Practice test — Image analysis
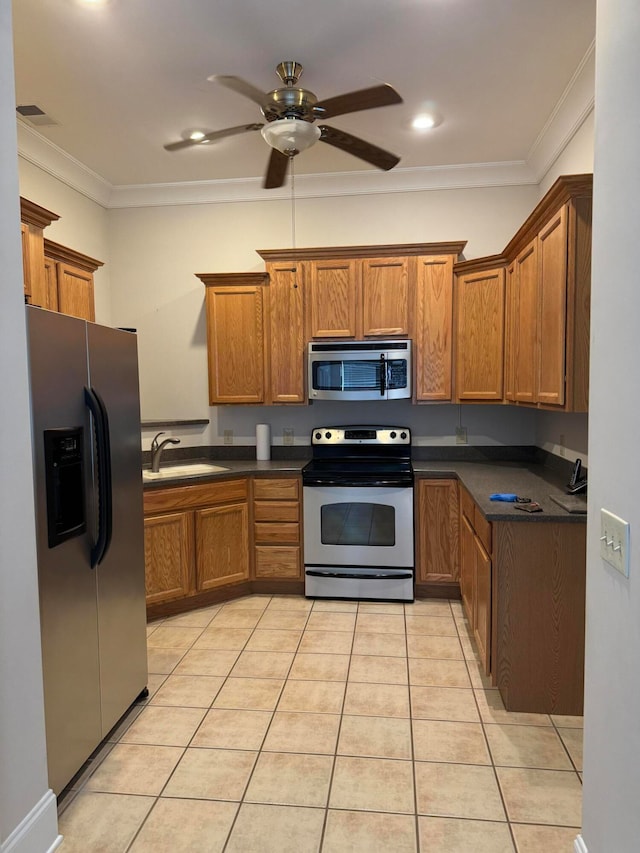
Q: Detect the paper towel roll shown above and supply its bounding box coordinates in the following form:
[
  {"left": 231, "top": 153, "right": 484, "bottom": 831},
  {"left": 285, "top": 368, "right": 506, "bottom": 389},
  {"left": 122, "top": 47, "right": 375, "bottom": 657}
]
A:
[{"left": 256, "top": 423, "right": 271, "bottom": 460}]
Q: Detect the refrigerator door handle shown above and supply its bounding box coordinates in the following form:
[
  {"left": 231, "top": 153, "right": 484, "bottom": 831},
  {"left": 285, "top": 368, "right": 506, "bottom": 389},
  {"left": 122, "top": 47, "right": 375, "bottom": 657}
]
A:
[{"left": 84, "top": 386, "right": 113, "bottom": 567}]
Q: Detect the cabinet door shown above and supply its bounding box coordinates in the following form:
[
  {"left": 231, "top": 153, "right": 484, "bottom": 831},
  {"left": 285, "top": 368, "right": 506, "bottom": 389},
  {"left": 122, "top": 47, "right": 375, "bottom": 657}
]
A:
[
  {"left": 504, "top": 263, "right": 516, "bottom": 402},
  {"left": 195, "top": 502, "right": 249, "bottom": 590},
  {"left": 144, "top": 511, "right": 193, "bottom": 605},
  {"left": 459, "top": 513, "right": 475, "bottom": 627},
  {"left": 416, "top": 479, "right": 459, "bottom": 582},
  {"left": 414, "top": 255, "right": 454, "bottom": 401},
  {"left": 512, "top": 239, "right": 538, "bottom": 403},
  {"left": 267, "top": 262, "right": 305, "bottom": 403},
  {"left": 537, "top": 205, "right": 568, "bottom": 406},
  {"left": 361, "top": 256, "right": 410, "bottom": 337},
  {"left": 55, "top": 262, "right": 95, "bottom": 321},
  {"left": 21, "top": 223, "right": 32, "bottom": 300},
  {"left": 473, "top": 535, "right": 491, "bottom": 675},
  {"left": 308, "top": 259, "right": 359, "bottom": 338},
  {"left": 455, "top": 268, "right": 505, "bottom": 401},
  {"left": 205, "top": 285, "right": 267, "bottom": 404}
]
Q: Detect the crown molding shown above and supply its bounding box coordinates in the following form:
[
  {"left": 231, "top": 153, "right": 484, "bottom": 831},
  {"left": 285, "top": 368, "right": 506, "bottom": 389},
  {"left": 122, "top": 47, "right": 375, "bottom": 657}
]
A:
[
  {"left": 16, "top": 44, "right": 594, "bottom": 210},
  {"left": 17, "top": 121, "right": 112, "bottom": 207},
  {"left": 527, "top": 42, "right": 595, "bottom": 181}
]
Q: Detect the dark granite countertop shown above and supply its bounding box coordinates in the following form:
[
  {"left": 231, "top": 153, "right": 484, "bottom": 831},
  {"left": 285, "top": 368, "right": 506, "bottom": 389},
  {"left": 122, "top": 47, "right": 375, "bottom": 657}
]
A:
[
  {"left": 142, "top": 456, "right": 586, "bottom": 523},
  {"left": 412, "top": 460, "right": 586, "bottom": 522}
]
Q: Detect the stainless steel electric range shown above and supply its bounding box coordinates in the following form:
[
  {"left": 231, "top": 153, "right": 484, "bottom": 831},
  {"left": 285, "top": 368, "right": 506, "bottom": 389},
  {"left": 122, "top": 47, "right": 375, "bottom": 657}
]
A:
[{"left": 302, "top": 425, "right": 414, "bottom": 602}]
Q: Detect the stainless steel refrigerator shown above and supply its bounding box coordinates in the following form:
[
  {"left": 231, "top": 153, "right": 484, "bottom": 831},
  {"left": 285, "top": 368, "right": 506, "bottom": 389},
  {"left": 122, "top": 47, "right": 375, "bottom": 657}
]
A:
[{"left": 27, "top": 305, "right": 148, "bottom": 795}]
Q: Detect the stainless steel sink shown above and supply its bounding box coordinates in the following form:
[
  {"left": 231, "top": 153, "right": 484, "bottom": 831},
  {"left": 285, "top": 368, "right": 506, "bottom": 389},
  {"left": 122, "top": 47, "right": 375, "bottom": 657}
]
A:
[{"left": 142, "top": 462, "right": 230, "bottom": 481}]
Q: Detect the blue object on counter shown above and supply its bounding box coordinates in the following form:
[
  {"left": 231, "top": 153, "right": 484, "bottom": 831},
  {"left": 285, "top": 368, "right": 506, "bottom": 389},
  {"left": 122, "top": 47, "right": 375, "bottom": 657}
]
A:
[{"left": 489, "top": 493, "right": 519, "bottom": 502}]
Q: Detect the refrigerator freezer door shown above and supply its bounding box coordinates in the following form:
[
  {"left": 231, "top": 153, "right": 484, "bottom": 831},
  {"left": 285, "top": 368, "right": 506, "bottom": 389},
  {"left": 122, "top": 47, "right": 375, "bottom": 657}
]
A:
[
  {"left": 27, "top": 307, "right": 102, "bottom": 795},
  {"left": 87, "top": 322, "right": 148, "bottom": 736}
]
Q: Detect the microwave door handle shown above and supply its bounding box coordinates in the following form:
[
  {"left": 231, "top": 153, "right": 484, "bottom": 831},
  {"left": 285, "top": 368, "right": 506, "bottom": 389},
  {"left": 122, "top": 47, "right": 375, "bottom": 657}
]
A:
[{"left": 380, "top": 353, "right": 386, "bottom": 396}]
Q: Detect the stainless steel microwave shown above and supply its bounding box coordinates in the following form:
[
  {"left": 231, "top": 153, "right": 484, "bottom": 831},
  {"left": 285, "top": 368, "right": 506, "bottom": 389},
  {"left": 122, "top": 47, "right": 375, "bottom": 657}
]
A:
[{"left": 308, "top": 340, "right": 412, "bottom": 401}]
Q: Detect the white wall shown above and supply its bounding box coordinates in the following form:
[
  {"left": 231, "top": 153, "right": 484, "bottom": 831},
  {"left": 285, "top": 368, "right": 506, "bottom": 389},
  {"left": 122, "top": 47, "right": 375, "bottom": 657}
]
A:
[
  {"left": 0, "top": 2, "right": 59, "bottom": 851},
  {"left": 18, "top": 158, "right": 112, "bottom": 324},
  {"left": 581, "top": 2, "right": 640, "bottom": 851},
  {"left": 539, "top": 109, "right": 595, "bottom": 197}
]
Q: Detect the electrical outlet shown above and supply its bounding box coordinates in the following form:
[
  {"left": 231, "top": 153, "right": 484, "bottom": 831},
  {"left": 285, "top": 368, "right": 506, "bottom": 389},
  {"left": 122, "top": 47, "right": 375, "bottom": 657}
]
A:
[
  {"left": 283, "top": 427, "right": 294, "bottom": 446},
  {"left": 455, "top": 426, "right": 468, "bottom": 445},
  {"left": 600, "top": 508, "right": 630, "bottom": 577},
  {"left": 223, "top": 429, "right": 233, "bottom": 445},
  {"left": 559, "top": 434, "right": 566, "bottom": 457}
]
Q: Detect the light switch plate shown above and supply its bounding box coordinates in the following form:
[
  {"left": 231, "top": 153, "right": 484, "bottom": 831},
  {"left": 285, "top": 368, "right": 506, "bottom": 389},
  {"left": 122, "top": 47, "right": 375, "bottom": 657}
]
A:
[
  {"left": 223, "top": 429, "right": 233, "bottom": 445},
  {"left": 283, "top": 428, "right": 294, "bottom": 446},
  {"left": 600, "top": 508, "right": 630, "bottom": 577}
]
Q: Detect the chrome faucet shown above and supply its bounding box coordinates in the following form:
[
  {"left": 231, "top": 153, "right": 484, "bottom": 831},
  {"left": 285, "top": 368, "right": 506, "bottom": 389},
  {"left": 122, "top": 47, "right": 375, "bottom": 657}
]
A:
[{"left": 150, "top": 432, "right": 181, "bottom": 472}]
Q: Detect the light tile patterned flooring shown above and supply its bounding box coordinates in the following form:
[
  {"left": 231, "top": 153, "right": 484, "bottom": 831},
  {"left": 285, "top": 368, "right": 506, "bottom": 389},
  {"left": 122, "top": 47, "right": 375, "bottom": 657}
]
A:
[{"left": 57, "top": 595, "right": 583, "bottom": 852}]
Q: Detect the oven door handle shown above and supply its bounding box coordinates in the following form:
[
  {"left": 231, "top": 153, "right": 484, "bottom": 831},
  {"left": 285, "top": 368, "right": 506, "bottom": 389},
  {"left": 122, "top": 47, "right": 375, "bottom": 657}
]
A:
[
  {"left": 305, "top": 569, "right": 414, "bottom": 580},
  {"left": 380, "top": 353, "right": 386, "bottom": 396},
  {"left": 302, "top": 478, "right": 413, "bottom": 487}
]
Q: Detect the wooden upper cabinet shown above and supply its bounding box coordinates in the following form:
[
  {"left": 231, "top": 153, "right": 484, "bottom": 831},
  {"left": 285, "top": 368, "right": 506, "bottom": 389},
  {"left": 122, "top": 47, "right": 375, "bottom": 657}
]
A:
[
  {"left": 537, "top": 205, "right": 568, "bottom": 407},
  {"left": 414, "top": 255, "right": 454, "bottom": 401},
  {"left": 361, "top": 256, "right": 410, "bottom": 337},
  {"left": 265, "top": 262, "right": 305, "bottom": 403},
  {"left": 504, "top": 174, "right": 592, "bottom": 412},
  {"left": 504, "top": 262, "right": 516, "bottom": 402},
  {"left": 512, "top": 240, "right": 538, "bottom": 403},
  {"left": 20, "top": 197, "right": 59, "bottom": 307},
  {"left": 198, "top": 273, "right": 269, "bottom": 405},
  {"left": 44, "top": 241, "right": 102, "bottom": 322},
  {"left": 454, "top": 264, "right": 505, "bottom": 402},
  {"left": 307, "top": 258, "right": 360, "bottom": 338}
]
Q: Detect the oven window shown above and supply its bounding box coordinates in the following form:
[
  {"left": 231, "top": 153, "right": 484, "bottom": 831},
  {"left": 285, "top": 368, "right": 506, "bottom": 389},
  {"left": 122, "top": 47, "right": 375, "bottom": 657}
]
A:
[{"left": 320, "top": 502, "right": 396, "bottom": 546}]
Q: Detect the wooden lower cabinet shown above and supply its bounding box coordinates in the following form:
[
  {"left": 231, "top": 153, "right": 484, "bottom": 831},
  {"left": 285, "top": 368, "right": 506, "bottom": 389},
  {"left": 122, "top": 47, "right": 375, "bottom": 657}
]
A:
[
  {"left": 415, "top": 478, "right": 459, "bottom": 590},
  {"left": 459, "top": 482, "right": 586, "bottom": 714},
  {"left": 143, "top": 478, "right": 250, "bottom": 610},
  {"left": 473, "top": 535, "right": 491, "bottom": 675},
  {"left": 144, "top": 511, "right": 193, "bottom": 605},
  {"left": 252, "top": 476, "right": 302, "bottom": 581},
  {"left": 459, "top": 486, "right": 492, "bottom": 676},
  {"left": 196, "top": 503, "right": 249, "bottom": 590}
]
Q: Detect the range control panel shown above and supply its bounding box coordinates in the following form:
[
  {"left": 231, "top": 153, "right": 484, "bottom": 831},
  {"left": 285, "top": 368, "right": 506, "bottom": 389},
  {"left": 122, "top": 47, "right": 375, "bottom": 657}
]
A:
[{"left": 311, "top": 426, "right": 411, "bottom": 446}]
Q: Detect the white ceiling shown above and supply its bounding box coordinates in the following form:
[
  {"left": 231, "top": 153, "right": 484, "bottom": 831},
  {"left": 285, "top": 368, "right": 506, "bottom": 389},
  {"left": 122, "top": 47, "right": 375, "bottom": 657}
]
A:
[{"left": 12, "top": 0, "right": 596, "bottom": 191}]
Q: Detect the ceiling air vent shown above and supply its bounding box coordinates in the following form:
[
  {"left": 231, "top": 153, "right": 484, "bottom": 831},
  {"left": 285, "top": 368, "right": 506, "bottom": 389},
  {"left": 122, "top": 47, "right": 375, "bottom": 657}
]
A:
[{"left": 16, "top": 104, "right": 59, "bottom": 127}]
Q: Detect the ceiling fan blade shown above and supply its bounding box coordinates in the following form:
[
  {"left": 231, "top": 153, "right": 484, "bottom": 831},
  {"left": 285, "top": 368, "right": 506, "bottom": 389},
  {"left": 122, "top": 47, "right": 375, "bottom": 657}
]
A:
[
  {"left": 318, "top": 125, "right": 400, "bottom": 171},
  {"left": 164, "top": 123, "right": 263, "bottom": 152},
  {"left": 314, "top": 84, "right": 402, "bottom": 120},
  {"left": 209, "top": 74, "right": 272, "bottom": 108},
  {"left": 264, "top": 148, "right": 290, "bottom": 189}
]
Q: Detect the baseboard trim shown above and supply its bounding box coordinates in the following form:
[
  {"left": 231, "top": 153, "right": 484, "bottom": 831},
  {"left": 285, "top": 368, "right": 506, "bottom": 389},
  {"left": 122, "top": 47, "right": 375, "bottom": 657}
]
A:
[
  {"left": 0, "top": 789, "right": 61, "bottom": 853},
  {"left": 574, "top": 834, "right": 588, "bottom": 853}
]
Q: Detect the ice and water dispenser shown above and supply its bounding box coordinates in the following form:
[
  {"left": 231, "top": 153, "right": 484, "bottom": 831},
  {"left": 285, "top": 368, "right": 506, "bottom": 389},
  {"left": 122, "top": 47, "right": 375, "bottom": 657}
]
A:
[{"left": 44, "top": 427, "right": 86, "bottom": 548}]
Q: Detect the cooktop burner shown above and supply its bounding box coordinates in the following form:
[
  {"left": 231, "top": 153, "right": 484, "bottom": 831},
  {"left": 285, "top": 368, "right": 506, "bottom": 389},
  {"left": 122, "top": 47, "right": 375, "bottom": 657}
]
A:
[{"left": 302, "top": 425, "right": 413, "bottom": 487}]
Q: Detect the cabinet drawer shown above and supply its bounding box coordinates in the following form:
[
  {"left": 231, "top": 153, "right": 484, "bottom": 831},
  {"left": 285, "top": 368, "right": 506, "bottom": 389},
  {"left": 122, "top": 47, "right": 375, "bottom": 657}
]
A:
[
  {"left": 459, "top": 485, "right": 475, "bottom": 522},
  {"left": 253, "top": 477, "right": 300, "bottom": 500},
  {"left": 254, "top": 500, "right": 299, "bottom": 523},
  {"left": 474, "top": 509, "right": 492, "bottom": 554},
  {"left": 254, "top": 521, "right": 300, "bottom": 544},
  {"left": 255, "top": 546, "right": 301, "bottom": 578},
  {"left": 144, "top": 478, "right": 248, "bottom": 513}
]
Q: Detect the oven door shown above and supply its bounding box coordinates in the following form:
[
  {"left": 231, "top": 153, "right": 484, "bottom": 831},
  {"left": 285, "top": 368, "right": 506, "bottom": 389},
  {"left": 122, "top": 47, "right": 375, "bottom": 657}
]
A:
[{"left": 303, "top": 484, "right": 414, "bottom": 569}]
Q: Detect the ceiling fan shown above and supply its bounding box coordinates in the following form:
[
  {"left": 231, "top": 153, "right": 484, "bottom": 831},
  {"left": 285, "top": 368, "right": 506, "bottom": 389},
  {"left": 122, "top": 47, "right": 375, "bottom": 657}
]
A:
[{"left": 164, "top": 61, "right": 403, "bottom": 189}]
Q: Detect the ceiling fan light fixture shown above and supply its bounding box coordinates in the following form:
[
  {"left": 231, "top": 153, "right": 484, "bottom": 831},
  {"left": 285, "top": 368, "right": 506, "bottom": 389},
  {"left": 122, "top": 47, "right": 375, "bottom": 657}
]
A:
[{"left": 261, "top": 118, "right": 321, "bottom": 156}]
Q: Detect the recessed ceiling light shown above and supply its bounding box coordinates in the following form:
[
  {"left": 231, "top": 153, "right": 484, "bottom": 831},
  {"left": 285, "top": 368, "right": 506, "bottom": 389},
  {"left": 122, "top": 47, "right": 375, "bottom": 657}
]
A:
[
  {"left": 412, "top": 113, "right": 437, "bottom": 130},
  {"left": 189, "top": 130, "right": 207, "bottom": 142}
]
